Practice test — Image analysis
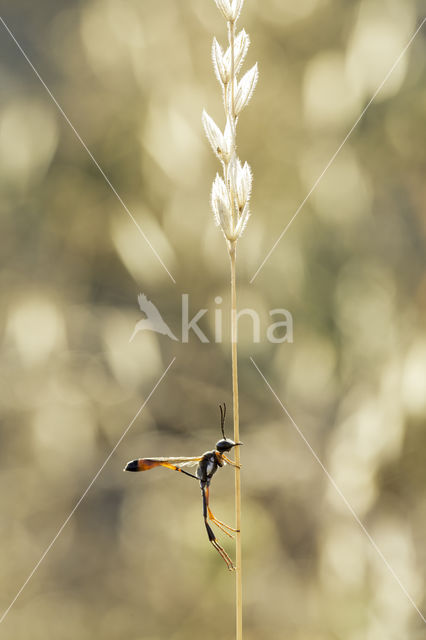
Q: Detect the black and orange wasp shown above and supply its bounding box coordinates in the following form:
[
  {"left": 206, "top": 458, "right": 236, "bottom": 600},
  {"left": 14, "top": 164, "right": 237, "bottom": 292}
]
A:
[{"left": 124, "top": 403, "right": 242, "bottom": 570}]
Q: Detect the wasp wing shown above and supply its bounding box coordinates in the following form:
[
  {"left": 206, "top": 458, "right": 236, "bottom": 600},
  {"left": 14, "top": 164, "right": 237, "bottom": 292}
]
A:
[
  {"left": 143, "top": 456, "right": 202, "bottom": 466},
  {"left": 124, "top": 456, "right": 203, "bottom": 472}
]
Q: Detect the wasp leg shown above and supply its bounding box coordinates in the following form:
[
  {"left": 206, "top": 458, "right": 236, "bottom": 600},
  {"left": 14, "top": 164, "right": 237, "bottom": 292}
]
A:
[
  {"left": 204, "top": 486, "right": 238, "bottom": 538},
  {"left": 208, "top": 508, "right": 239, "bottom": 538},
  {"left": 202, "top": 486, "right": 235, "bottom": 571},
  {"left": 221, "top": 454, "right": 241, "bottom": 469}
]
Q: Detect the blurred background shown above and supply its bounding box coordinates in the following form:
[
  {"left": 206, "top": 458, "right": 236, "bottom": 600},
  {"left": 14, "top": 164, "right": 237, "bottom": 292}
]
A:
[{"left": 1, "top": 0, "right": 425, "bottom": 638}]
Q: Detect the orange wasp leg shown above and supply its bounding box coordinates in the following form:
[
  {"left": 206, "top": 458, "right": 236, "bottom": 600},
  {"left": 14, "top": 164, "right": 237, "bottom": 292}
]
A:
[
  {"left": 221, "top": 454, "right": 241, "bottom": 469},
  {"left": 205, "top": 485, "right": 239, "bottom": 537},
  {"left": 207, "top": 506, "right": 239, "bottom": 538},
  {"left": 202, "top": 486, "right": 236, "bottom": 571}
]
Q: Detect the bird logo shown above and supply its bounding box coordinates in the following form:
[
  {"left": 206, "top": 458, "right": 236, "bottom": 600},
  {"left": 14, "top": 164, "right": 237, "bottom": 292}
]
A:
[{"left": 129, "top": 293, "right": 178, "bottom": 342}]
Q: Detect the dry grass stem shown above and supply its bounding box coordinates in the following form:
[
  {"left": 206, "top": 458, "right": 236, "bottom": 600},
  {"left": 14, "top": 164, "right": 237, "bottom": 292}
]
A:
[{"left": 203, "top": 1, "right": 258, "bottom": 638}]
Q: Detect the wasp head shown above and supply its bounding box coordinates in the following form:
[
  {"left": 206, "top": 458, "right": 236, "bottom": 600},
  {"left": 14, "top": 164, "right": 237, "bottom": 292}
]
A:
[
  {"left": 215, "top": 438, "right": 242, "bottom": 453},
  {"left": 216, "top": 403, "right": 243, "bottom": 452}
]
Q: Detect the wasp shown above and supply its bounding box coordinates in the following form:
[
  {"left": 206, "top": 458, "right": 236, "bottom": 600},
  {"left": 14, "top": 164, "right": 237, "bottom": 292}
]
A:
[{"left": 124, "top": 404, "right": 242, "bottom": 570}]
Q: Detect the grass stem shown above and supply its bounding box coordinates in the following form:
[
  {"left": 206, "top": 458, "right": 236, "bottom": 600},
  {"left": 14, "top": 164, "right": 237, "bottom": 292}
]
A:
[
  {"left": 230, "top": 242, "right": 242, "bottom": 640},
  {"left": 203, "top": 2, "right": 258, "bottom": 634}
]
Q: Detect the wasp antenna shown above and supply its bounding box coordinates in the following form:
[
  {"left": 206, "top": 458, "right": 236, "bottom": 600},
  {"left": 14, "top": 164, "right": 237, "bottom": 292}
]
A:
[{"left": 220, "top": 402, "right": 226, "bottom": 439}]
